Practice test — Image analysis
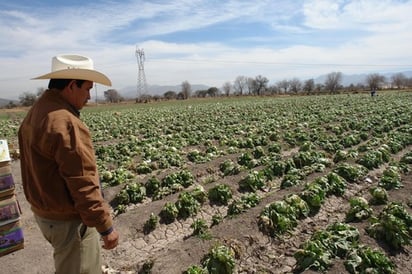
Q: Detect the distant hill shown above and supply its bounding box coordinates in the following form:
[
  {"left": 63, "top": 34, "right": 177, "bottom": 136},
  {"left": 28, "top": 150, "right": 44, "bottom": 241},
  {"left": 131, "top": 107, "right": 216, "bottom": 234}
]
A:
[
  {"left": 0, "top": 98, "right": 17, "bottom": 108},
  {"left": 315, "top": 71, "right": 412, "bottom": 86}
]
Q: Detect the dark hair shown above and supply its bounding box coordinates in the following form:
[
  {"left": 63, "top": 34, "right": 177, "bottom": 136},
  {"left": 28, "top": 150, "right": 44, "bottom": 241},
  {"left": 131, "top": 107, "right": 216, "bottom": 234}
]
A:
[{"left": 48, "top": 79, "right": 85, "bottom": 90}]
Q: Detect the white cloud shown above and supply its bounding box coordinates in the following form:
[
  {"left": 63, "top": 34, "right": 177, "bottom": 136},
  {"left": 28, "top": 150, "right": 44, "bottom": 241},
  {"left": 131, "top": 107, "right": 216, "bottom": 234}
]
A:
[{"left": 0, "top": 0, "right": 411, "bottom": 99}]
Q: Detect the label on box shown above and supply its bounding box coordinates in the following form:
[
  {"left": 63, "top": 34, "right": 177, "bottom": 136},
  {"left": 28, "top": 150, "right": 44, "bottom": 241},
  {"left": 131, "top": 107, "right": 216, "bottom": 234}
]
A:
[
  {"left": 0, "top": 196, "right": 20, "bottom": 225},
  {"left": 0, "top": 221, "right": 24, "bottom": 257},
  {"left": 0, "top": 140, "right": 11, "bottom": 163},
  {"left": 0, "top": 174, "right": 14, "bottom": 194}
]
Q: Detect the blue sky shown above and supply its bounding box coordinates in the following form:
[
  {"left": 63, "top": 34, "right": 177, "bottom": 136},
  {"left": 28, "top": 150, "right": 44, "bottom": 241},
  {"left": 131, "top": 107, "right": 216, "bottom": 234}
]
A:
[{"left": 1, "top": 0, "right": 412, "bottom": 99}]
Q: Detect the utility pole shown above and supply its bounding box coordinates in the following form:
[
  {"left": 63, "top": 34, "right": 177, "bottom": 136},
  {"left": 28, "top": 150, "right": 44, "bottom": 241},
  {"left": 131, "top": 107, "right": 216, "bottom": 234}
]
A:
[{"left": 135, "top": 46, "right": 148, "bottom": 101}]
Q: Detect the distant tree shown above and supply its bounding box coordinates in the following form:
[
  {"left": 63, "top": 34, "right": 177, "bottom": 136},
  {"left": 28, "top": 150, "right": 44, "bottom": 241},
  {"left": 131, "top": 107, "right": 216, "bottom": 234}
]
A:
[
  {"left": 303, "top": 79, "right": 315, "bottom": 94},
  {"left": 267, "top": 84, "right": 279, "bottom": 94},
  {"left": 315, "top": 83, "right": 323, "bottom": 93},
  {"left": 19, "top": 92, "right": 38, "bottom": 106},
  {"left": 104, "top": 89, "right": 123, "bottom": 103},
  {"left": 5, "top": 101, "right": 17, "bottom": 109},
  {"left": 233, "top": 76, "right": 248, "bottom": 95},
  {"left": 247, "top": 77, "right": 255, "bottom": 95},
  {"left": 406, "top": 77, "right": 412, "bottom": 88},
  {"left": 222, "top": 82, "right": 231, "bottom": 96},
  {"left": 391, "top": 73, "right": 407, "bottom": 89},
  {"left": 181, "top": 81, "right": 191, "bottom": 99},
  {"left": 152, "top": 95, "right": 161, "bottom": 101},
  {"left": 207, "top": 87, "right": 219, "bottom": 97},
  {"left": 163, "top": 90, "right": 177, "bottom": 100},
  {"left": 324, "top": 71, "right": 342, "bottom": 93},
  {"left": 253, "top": 75, "right": 269, "bottom": 95},
  {"left": 347, "top": 83, "right": 356, "bottom": 92},
  {"left": 366, "top": 73, "right": 385, "bottom": 91},
  {"left": 139, "top": 94, "right": 152, "bottom": 103},
  {"left": 177, "top": 92, "right": 185, "bottom": 100},
  {"left": 289, "top": 78, "right": 302, "bottom": 94},
  {"left": 194, "top": 90, "right": 208, "bottom": 98},
  {"left": 356, "top": 83, "right": 366, "bottom": 91},
  {"left": 276, "top": 79, "right": 289, "bottom": 94}
]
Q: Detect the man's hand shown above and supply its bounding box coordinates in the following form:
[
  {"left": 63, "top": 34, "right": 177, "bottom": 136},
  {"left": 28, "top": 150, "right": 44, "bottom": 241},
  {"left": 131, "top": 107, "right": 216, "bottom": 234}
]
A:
[{"left": 102, "top": 229, "right": 119, "bottom": 250}]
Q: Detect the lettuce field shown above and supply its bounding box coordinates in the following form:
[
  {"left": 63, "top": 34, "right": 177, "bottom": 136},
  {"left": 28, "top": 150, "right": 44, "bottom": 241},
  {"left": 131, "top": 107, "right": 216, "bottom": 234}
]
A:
[{"left": 1, "top": 91, "right": 411, "bottom": 273}]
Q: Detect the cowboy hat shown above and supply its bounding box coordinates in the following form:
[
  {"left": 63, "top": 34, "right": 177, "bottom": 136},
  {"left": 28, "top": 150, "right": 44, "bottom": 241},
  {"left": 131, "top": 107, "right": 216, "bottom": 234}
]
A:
[{"left": 32, "top": 54, "right": 112, "bottom": 86}]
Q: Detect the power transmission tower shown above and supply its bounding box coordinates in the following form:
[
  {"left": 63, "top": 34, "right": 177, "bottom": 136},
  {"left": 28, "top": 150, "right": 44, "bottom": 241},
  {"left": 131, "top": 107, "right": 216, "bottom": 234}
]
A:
[{"left": 135, "top": 46, "right": 148, "bottom": 100}]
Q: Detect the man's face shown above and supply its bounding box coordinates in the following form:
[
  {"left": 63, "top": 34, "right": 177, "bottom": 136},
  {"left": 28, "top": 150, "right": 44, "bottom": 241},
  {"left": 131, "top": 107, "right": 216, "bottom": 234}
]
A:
[{"left": 67, "top": 80, "right": 93, "bottom": 110}]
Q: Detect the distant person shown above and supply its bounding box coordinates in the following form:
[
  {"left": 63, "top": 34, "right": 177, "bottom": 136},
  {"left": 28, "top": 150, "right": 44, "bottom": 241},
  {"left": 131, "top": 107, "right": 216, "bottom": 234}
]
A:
[
  {"left": 371, "top": 88, "right": 377, "bottom": 96},
  {"left": 18, "top": 54, "right": 119, "bottom": 274}
]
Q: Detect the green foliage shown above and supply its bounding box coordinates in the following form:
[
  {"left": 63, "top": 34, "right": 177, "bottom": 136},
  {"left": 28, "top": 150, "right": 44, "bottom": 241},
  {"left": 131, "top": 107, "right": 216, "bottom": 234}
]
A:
[
  {"left": 176, "top": 192, "right": 202, "bottom": 219},
  {"left": 184, "top": 265, "right": 207, "bottom": 274},
  {"left": 208, "top": 184, "right": 233, "bottom": 205},
  {"left": 258, "top": 194, "right": 309, "bottom": 236},
  {"left": 124, "top": 182, "right": 146, "bottom": 204},
  {"left": 239, "top": 170, "right": 266, "bottom": 192},
  {"left": 369, "top": 187, "right": 388, "bottom": 205},
  {"left": 101, "top": 168, "right": 134, "bottom": 186},
  {"left": 357, "top": 147, "right": 390, "bottom": 170},
  {"left": 163, "top": 170, "right": 195, "bottom": 188},
  {"left": 191, "top": 218, "right": 210, "bottom": 239},
  {"left": 219, "top": 159, "right": 241, "bottom": 176},
  {"left": 280, "top": 169, "right": 304, "bottom": 188},
  {"left": 367, "top": 202, "right": 412, "bottom": 250},
  {"left": 227, "top": 193, "right": 261, "bottom": 216},
  {"left": 112, "top": 182, "right": 146, "bottom": 214},
  {"left": 400, "top": 151, "right": 412, "bottom": 164},
  {"left": 294, "top": 222, "right": 360, "bottom": 272},
  {"left": 145, "top": 176, "right": 161, "bottom": 197},
  {"left": 201, "top": 245, "right": 236, "bottom": 274},
  {"left": 378, "top": 165, "right": 403, "bottom": 190},
  {"left": 211, "top": 213, "right": 223, "bottom": 227},
  {"left": 160, "top": 202, "right": 179, "bottom": 224},
  {"left": 325, "top": 172, "right": 347, "bottom": 196},
  {"left": 143, "top": 213, "right": 159, "bottom": 234},
  {"left": 191, "top": 185, "right": 207, "bottom": 204},
  {"left": 265, "top": 160, "right": 286, "bottom": 177},
  {"left": 300, "top": 183, "right": 326, "bottom": 212},
  {"left": 237, "top": 152, "right": 257, "bottom": 168},
  {"left": 333, "top": 163, "right": 368, "bottom": 182},
  {"left": 135, "top": 162, "right": 152, "bottom": 174},
  {"left": 345, "top": 245, "right": 396, "bottom": 274},
  {"left": 292, "top": 150, "right": 327, "bottom": 168},
  {"left": 187, "top": 149, "right": 211, "bottom": 163},
  {"left": 345, "top": 197, "right": 373, "bottom": 222}
]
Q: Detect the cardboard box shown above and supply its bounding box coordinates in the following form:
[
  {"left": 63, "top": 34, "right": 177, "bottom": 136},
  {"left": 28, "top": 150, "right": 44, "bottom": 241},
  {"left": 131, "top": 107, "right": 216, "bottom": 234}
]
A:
[
  {"left": 0, "top": 195, "right": 20, "bottom": 225},
  {"left": 0, "top": 220, "right": 24, "bottom": 257},
  {"left": 0, "top": 166, "right": 14, "bottom": 199}
]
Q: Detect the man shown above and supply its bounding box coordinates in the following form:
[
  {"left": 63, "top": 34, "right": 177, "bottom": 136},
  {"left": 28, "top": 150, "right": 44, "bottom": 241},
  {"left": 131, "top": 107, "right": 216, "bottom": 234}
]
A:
[{"left": 18, "top": 54, "right": 119, "bottom": 274}]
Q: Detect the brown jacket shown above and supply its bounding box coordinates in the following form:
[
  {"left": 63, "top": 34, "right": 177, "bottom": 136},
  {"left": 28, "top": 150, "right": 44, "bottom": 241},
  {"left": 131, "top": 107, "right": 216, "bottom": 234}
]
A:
[{"left": 18, "top": 89, "right": 112, "bottom": 233}]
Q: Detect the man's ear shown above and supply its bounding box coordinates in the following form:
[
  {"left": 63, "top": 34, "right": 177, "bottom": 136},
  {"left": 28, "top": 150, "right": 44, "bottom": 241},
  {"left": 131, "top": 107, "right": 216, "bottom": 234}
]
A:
[{"left": 68, "top": 80, "right": 77, "bottom": 92}]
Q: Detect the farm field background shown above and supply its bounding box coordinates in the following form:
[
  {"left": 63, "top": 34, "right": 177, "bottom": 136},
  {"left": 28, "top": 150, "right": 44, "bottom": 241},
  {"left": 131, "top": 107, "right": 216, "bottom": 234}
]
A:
[{"left": 1, "top": 91, "right": 411, "bottom": 273}]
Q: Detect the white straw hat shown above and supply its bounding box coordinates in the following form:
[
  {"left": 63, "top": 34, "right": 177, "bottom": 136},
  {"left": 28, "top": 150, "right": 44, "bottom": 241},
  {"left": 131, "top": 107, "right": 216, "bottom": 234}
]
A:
[{"left": 32, "top": 54, "right": 112, "bottom": 86}]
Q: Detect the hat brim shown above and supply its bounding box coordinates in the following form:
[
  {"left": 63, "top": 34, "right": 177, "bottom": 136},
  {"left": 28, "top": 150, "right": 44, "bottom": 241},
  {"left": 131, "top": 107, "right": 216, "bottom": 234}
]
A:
[{"left": 32, "top": 69, "right": 112, "bottom": 86}]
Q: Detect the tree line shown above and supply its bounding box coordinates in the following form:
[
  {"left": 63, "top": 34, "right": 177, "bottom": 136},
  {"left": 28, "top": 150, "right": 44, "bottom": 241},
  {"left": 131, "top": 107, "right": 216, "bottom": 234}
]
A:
[{"left": 9, "top": 71, "right": 412, "bottom": 107}]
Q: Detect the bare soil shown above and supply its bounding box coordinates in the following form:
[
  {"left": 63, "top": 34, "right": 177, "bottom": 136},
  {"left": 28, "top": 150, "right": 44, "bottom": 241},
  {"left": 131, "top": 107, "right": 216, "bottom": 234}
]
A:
[{"left": 1, "top": 150, "right": 411, "bottom": 274}]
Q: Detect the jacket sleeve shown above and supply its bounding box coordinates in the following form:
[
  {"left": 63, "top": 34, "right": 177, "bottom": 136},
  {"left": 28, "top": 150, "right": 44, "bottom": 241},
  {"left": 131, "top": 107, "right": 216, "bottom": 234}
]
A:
[{"left": 51, "top": 113, "right": 113, "bottom": 233}]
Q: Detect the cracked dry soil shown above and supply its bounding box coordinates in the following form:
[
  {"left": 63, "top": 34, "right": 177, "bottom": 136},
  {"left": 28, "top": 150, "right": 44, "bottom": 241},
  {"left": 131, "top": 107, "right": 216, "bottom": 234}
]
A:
[{"left": 1, "top": 151, "right": 411, "bottom": 274}]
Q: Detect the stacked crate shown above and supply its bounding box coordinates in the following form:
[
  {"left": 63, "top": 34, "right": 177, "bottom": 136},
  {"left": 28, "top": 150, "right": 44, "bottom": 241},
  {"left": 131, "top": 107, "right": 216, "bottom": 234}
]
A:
[{"left": 0, "top": 139, "right": 24, "bottom": 257}]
